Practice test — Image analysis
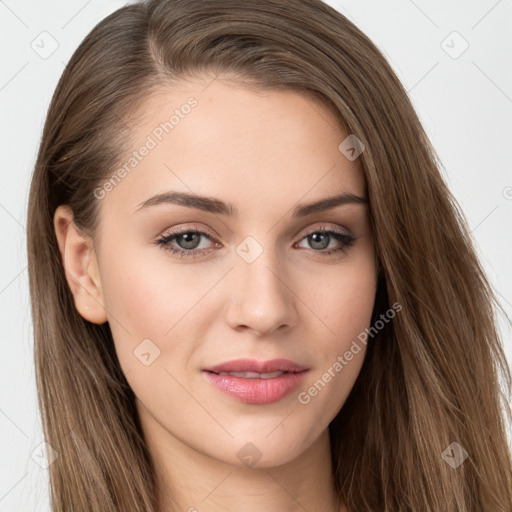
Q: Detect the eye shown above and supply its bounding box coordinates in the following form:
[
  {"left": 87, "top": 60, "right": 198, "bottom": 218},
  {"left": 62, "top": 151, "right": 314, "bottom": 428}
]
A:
[
  {"left": 295, "top": 226, "right": 356, "bottom": 257},
  {"left": 155, "top": 227, "right": 220, "bottom": 259},
  {"left": 155, "top": 225, "right": 356, "bottom": 260}
]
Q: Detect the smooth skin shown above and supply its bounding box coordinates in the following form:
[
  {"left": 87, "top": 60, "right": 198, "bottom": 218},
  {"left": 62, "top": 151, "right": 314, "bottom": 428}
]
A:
[{"left": 54, "top": 75, "right": 377, "bottom": 512}]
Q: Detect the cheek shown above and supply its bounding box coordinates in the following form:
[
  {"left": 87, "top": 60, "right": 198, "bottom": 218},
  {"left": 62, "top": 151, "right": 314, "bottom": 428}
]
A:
[
  {"left": 322, "top": 274, "right": 375, "bottom": 335},
  {"left": 100, "top": 262, "right": 207, "bottom": 417},
  {"left": 298, "top": 256, "right": 376, "bottom": 414},
  {"left": 312, "top": 253, "right": 377, "bottom": 348},
  {"left": 98, "top": 248, "right": 198, "bottom": 368}
]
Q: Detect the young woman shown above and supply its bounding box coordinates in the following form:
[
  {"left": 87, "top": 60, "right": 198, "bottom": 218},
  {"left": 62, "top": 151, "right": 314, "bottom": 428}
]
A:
[{"left": 27, "top": 0, "right": 512, "bottom": 510}]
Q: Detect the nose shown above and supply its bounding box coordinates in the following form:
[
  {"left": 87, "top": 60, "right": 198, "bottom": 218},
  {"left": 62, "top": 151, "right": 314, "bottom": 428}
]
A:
[{"left": 225, "top": 249, "right": 298, "bottom": 337}]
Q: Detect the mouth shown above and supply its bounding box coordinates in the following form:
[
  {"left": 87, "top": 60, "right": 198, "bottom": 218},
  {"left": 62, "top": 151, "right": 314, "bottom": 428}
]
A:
[
  {"left": 202, "top": 357, "right": 308, "bottom": 374},
  {"left": 201, "top": 359, "right": 309, "bottom": 404},
  {"left": 207, "top": 370, "right": 293, "bottom": 379}
]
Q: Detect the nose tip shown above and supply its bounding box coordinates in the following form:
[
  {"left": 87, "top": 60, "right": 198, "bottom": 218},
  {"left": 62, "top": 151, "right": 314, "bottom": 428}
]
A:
[{"left": 225, "top": 258, "right": 297, "bottom": 336}]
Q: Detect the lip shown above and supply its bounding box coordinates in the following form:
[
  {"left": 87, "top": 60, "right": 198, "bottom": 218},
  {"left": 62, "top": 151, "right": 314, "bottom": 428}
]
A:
[
  {"left": 203, "top": 358, "right": 308, "bottom": 374},
  {"left": 202, "top": 358, "right": 309, "bottom": 405}
]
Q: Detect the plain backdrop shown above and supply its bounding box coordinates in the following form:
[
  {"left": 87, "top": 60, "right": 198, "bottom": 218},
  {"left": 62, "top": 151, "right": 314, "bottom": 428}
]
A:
[{"left": 1, "top": 1, "right": 511, "bottom": 510}]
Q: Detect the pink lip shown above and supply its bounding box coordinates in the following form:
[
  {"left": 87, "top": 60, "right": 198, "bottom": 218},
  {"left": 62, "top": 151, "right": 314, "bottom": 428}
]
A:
[
  {"left": 202, "top": 358, "right": 309, "bottom": 405},
  {"left": 203, "top": 358, "right": 308, "bottom": 374}
]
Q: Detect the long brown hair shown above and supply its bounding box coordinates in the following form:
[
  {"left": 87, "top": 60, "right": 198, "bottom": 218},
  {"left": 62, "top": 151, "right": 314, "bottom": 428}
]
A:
[{"left": 27, "top": 0, "right": 512, "bottom": 510}]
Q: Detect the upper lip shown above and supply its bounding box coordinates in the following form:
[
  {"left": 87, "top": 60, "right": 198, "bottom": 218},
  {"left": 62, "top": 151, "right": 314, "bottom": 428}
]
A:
[{"left": 203, "top": 358, "right": 308, "bottom": 374}]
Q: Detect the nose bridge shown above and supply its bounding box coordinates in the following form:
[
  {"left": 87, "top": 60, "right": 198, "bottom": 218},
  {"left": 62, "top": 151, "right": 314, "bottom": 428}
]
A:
[{"left": 226, "top": 234, "right": 297, "bottom": 335}]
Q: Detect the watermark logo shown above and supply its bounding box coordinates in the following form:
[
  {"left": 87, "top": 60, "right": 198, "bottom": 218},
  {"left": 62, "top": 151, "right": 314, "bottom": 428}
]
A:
[
  {"left": 441, "top": 31, "right": 469, "bottom": 59},
  {"left": 31, "top": 441, "right": 58, "bottom": 469},
  {"left": 441, "top": 442, "right": 469, "bottom": 468},
  {"left": 237, "top": 442, "right": 262, "bottom": 467},
  {"left": 31, "top": 31, "right": 59, "bottom": 59},
  {"left": 236, "top": 236, "right": 264, "bottom": 264},
  {"left": 338, "top": 134, "right": 365, "bottom": 161},
  {"left": 134, "top": 338, "right": 161, "bottom": 366}
]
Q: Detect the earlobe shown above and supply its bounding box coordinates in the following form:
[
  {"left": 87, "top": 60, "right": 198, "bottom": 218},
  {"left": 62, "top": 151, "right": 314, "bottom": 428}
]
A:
[{"left": 53, "top": 205, "right": 108, "bottom": 325}]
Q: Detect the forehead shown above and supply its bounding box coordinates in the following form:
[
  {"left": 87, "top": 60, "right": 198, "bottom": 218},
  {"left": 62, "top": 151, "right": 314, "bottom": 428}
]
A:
[{"left": 99, "top": 77, "right": 366, "bottom": 224}]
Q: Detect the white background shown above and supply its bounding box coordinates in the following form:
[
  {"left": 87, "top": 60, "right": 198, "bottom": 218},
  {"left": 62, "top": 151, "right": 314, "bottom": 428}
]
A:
[{"left": 0, "top": 1, "right": 511, "bottom": 510}]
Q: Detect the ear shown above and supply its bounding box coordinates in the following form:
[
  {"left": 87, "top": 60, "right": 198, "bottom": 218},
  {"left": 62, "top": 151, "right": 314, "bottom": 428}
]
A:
[{"left": 53, "top": 205, "right": 108, "bottom": 325}]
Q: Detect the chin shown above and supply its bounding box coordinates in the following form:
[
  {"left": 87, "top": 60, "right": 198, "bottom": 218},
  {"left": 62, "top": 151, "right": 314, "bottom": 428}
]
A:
[{"left": 207, "top": 430, "right": 312, "bottom": 469}]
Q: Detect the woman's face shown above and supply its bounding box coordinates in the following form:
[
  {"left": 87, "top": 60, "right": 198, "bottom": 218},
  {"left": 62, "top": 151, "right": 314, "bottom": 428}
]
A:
[{"left": 71, "top": 77, "right": 376, "bottom": 467}]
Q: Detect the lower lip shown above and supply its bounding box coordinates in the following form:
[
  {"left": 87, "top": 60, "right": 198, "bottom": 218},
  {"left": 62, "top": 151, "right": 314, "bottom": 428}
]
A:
[{"left": 203, "top": 370, "right": 308, "bottom": 404}]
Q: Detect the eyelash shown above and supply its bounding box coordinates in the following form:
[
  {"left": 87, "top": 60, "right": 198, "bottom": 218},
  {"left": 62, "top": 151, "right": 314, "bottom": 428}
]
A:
[{"left": 155, "top": 225, "right": 356, "bottom": 260}]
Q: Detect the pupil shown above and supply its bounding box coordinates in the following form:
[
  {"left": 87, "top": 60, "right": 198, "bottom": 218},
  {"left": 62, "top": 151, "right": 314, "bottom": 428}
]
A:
[
  {"left": 179, "top": 233, "right": 200, "bottom": 249},
  {"left": 310, "top": 233, "right": 329, "bottom": 250}
]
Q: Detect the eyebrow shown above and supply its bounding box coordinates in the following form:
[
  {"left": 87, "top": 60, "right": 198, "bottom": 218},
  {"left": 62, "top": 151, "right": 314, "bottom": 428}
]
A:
[{"left": 134, "top": 190, "right": 368, "bottom": 218}]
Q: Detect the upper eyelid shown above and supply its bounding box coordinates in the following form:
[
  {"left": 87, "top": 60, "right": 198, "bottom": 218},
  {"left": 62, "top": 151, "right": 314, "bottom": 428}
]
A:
[
  {"left": 160, "top": 225, "right": 216, "bottom": 240},
  {"left": 300, "top": 224, "right": 350, "bottom": 236}
]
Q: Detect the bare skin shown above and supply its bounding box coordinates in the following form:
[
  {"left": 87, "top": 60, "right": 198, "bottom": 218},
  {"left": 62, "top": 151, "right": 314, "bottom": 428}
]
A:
[{"left": 54, "top": 75, "right": 376, "bottom": 512}]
